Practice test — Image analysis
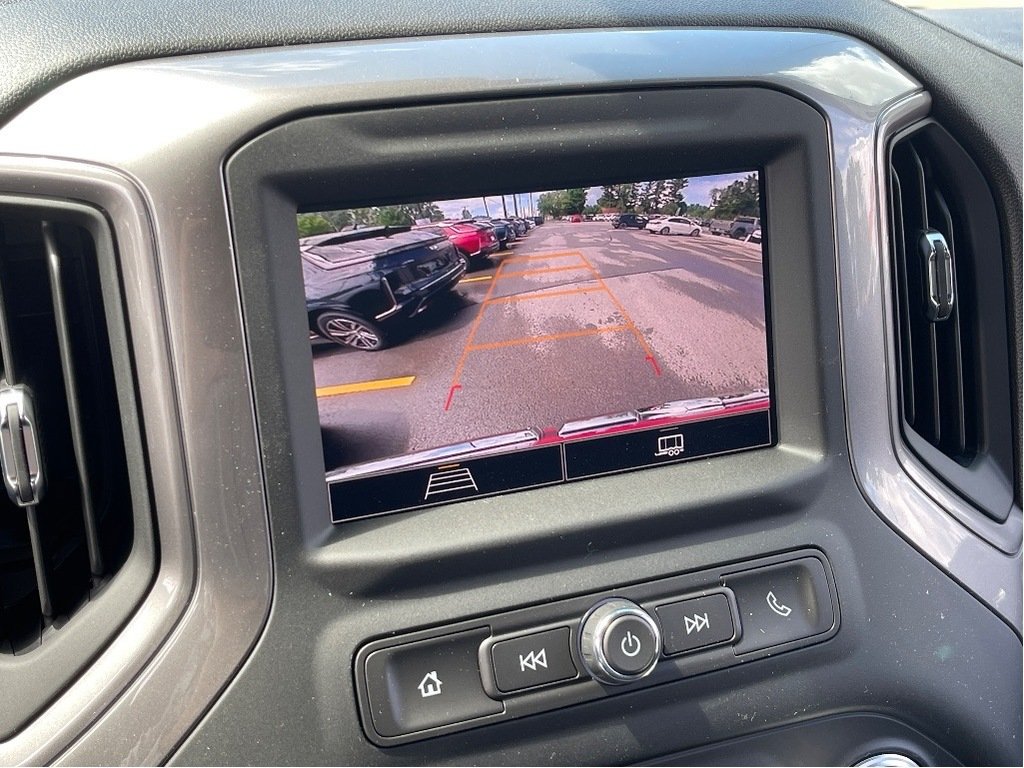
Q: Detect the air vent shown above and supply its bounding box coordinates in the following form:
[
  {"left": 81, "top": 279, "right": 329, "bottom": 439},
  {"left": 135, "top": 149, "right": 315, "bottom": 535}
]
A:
[
  {"left": 0, "top": 199, "right": 155, "bottom": 740},
  {"left": 888, "top": 122, "right": 1015, "bottom": 522},
  {"left": 0, "top": 210, "right": 136, "bottom": 653}
]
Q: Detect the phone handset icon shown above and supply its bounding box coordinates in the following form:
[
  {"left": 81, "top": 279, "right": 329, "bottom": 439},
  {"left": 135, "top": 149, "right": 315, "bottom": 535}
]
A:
[{"left": 766, "top": 590, "right": 792, "bottom": 618}]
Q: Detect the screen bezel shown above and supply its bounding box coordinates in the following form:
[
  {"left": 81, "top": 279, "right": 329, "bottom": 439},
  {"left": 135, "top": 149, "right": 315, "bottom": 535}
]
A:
[{"left": 225, "top": 87, "right": 831, "bottom": 549}]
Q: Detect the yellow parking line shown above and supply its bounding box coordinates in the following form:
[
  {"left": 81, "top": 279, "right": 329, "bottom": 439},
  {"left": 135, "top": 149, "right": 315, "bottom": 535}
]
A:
[
  {"left": 315, "top": 375, "right": 416, "bottom": 398},
  {"left": 460, "top": 275, "right": 493, "bottom": 284}
]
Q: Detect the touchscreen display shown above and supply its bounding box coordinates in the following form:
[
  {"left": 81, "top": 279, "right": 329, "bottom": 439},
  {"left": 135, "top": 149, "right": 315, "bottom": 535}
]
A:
[{"left": 301, "top": 173, "right": 772, "bottom": 522}]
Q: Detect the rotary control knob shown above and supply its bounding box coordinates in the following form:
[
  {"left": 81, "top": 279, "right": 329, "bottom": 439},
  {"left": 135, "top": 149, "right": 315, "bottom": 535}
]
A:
[{"left": 579, "top": 598, "right": 661, "bottom": 685}]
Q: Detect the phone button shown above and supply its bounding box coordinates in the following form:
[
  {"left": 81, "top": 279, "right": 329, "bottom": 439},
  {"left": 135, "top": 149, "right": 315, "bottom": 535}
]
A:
[{"left": 722, "top": 557, "right": 834, "bottom": 654}]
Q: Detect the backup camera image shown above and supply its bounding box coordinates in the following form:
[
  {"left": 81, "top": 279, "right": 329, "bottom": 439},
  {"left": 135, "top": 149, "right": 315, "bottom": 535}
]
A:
[{"left": 300, "top": 173, "right": 772, "bottom": 521}]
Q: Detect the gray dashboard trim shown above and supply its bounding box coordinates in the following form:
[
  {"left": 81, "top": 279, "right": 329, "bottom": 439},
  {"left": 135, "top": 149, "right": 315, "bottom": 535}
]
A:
[
  {"left": 0, "top": 160, "right": 201, "bottom": 764},
  {"left": 845, "top": 91, "right": 1023, "bottom": 628},
  {"left": 0, "top": 26, "right": 1014, "bottom": 764}
]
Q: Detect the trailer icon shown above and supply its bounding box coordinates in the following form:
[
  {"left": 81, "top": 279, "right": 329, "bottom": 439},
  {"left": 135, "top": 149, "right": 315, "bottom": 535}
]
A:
[{"left": 654, "top": 433, "right": 684, "bottom": 457}]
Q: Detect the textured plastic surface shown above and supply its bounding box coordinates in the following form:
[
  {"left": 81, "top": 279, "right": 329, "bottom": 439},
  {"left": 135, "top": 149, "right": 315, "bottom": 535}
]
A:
[{"left": 641, "top": 712, "right": 960, "bottom": 766}]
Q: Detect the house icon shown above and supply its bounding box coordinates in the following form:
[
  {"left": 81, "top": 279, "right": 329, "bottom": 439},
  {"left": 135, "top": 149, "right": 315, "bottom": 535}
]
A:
[{"left": 417, "top": 671, "right": 443, "bottom": 698}]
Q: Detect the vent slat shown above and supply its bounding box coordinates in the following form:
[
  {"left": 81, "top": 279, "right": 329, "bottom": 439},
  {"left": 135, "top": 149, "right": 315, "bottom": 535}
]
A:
[
  {"left": 42, "top": 223, "right": 104, "bottom": 580},
  {"left": 890, "top": 169, "right": 916, "bottom": 425},
  {"left": 927, "top": 323, "right": 941, "bottom": 445},
  {"left": 895, "top": 141, "right": 939, "bottom": 444},
  {"left": 24, "top": 505, "right": 53, "bottom": 620},
  {"left": 929, "top": 189, "right": 967, "bottom": 456}
]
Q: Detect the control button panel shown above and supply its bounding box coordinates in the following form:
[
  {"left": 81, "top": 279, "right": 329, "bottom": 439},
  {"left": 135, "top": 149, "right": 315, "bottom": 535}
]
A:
[
  {"left": 656, "top": 592, "right": 736, "bottom": 655},
  {"left": 362, "top": 629, "right": 503, "bottom": 737},
  {"left": 723, "top": 557, "right": 834, "bottom": 653},
  {"left": 354, "top": 549, "right": 838, "bottom": 745},
  {"left": 490, "top": 627, "right": 577, "bottom": 692}
]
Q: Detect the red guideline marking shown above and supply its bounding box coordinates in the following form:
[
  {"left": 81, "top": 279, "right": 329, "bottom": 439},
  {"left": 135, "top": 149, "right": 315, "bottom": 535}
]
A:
[
  {"left": 645, "top": 355, "right": 662, "bottom": 376},
  {"left": 444, "top": 384, "right": 462, "bottom": 411}
]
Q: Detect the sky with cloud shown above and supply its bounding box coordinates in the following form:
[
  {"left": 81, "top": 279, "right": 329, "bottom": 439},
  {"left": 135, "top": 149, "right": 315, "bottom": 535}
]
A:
[{"left": 430, "top": 171, "right": 755, "bottom": 220}]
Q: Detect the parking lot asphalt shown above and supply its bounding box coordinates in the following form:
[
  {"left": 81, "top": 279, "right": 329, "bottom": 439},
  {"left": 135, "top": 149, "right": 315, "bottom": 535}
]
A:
[{"left": 312, "top": 222, "right": 769, "bottom": 471}]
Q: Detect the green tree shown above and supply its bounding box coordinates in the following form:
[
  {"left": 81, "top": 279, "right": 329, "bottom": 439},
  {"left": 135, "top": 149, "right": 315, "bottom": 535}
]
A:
[
  {"left": 655, "top": 178, "right": 689, "bottom": 215},
  {"left": 538, "top": 190, "right": 569, "bottom": 218},
  {"left": 538, "top": 188, "right": 588, "bottom": 217},
  {"left": 407, "top": 202, "right": 445, "bottom": 222},
  {"left": 346, "top": 208, "right": 376, "bottom": 227},
  {"left": 319, "top": 210, "right": 352, "bottom": 230},
  {"left": 597, "top": 183, "right": 636, "bottom": 212},
  {"left": 710, "top": 174, "right": 760, "bottom": 218},
  {"left": 373, "top": 206, "right": 413, "bottom": 226},
  {"left": 683, "top": 203, "right": 712, "bottom": 220},
  {"left": 564, "top": 188, "right": 587, "bottom": 215},
  {"left": 296, "top": 213, "right": 335, "bottom": 237},
  {"left": 312, "top": 208, "right": 374, "bottom": 229},
  {"left": 369, "top": 202, "right": 445, "bottom": 227},
  {"left": 632, "top": 180, "right": 662, "bottom": 214}
]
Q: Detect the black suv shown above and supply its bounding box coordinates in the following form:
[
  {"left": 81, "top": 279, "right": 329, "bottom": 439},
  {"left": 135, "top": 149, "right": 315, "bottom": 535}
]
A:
[
  {"left": 302, "top": 226, "right": 466, "bottom": 350},
  {"left": 612, "top": 212, "right": 649, "bottom": 229}
]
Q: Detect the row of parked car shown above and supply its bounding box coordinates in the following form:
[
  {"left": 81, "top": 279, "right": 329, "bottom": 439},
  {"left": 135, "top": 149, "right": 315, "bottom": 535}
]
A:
[
  {"left": 611, "top": 212, "right": 701, "bottom": 236},
  {"left": 611, "top": 212, "right": 761, "bottom": 242},
  {"left": 301, "top": 215, "right": 540, "bottom": 350}
]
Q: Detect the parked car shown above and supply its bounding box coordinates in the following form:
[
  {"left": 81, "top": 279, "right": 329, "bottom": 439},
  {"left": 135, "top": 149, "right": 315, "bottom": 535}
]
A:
[
  {"left": 645, "top": 216, "right": 702, "bottom": 236},
  {"left": 532, "top": 216, "right": 544, "bottom": 225},
  {"left": 568, "top": 213, "right": 583, "bottom": 223},
  {"left": 433, "top": 219, "right": 500, "bottom": 265},
  {"left": 612, "top": 212, "right": 649, "bottom": 229},
  {"left": 476, "top": 217, "right": 515, "bottom": 248},
  {"left": 508, "top": 217, "right": 529, "bottom": 236},
  {"left": 302, "top": 226, "right": 465, "bottom": 350},
  {"left": 730, "top": 216, "right": 760, "bottom": 238},
  {"left": 750, "top": 227, "right": 762, "bottom": 243}
]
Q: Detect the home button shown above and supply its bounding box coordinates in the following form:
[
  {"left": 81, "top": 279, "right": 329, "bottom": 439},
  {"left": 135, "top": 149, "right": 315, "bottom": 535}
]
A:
[{"left": 363, "top": 628, "right": 503, "bottom": 737}]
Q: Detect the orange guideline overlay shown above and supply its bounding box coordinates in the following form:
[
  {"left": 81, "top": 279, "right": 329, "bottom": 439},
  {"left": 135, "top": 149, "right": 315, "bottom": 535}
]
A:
[{"left": 444, "top": 250, "right": 660, "bottom": 410}]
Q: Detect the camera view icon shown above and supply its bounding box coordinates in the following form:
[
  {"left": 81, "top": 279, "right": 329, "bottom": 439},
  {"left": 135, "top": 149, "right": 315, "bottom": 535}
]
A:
[{"left": 424, "top": 466, "right": 478, "bottom": 499}]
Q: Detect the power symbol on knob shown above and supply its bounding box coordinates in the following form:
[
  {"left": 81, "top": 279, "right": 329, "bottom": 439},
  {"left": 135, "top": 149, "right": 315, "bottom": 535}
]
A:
[
  {"left": 620, "top": 631, "right": 642, "bottom": 658},
  {"left": 579, "top": 598, "right": 661, "bottom": 685}
]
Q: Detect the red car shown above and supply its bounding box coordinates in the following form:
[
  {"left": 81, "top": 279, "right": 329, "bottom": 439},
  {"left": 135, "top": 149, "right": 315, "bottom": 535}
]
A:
[{"left": 433, "top": 220, "right": 499, "bottom": 266}]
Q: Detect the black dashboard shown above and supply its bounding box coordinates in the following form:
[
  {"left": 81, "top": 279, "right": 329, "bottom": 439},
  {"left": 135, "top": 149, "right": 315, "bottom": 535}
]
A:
[{"left": 0, "top": 2, "right": 1020, "bottom": 765}]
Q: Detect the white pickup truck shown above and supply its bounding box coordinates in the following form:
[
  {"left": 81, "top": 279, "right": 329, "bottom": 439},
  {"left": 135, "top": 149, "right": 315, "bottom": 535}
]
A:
[
  {"left": 708, "top": 218, "right": 733, "bottom": 236},
  {"left": 729, "top": 216, "right": 760, "bottom": 239}
]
